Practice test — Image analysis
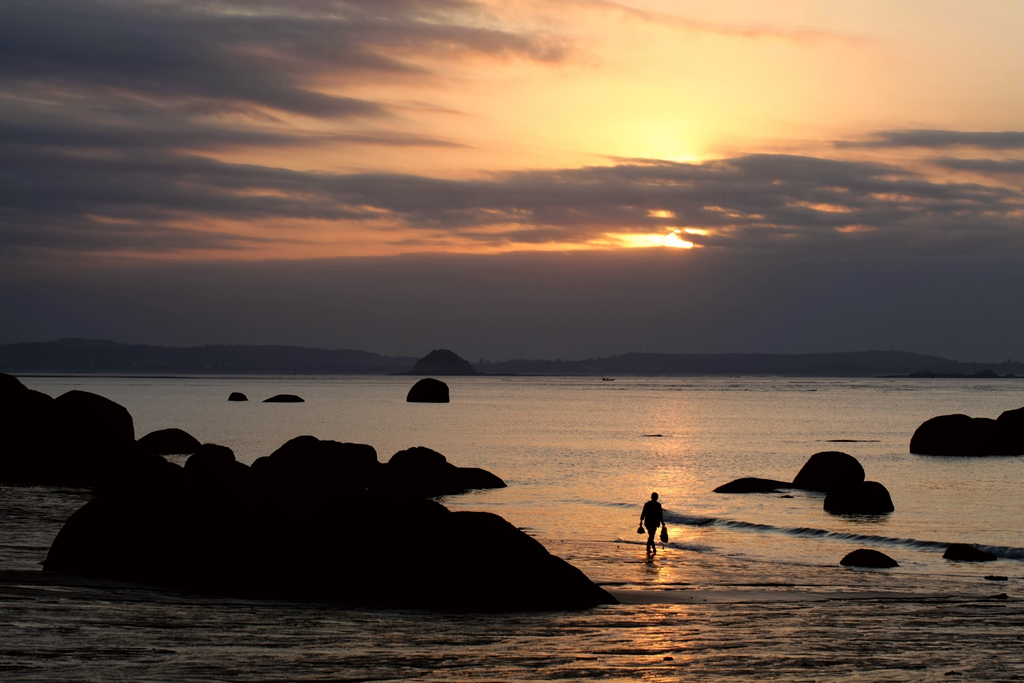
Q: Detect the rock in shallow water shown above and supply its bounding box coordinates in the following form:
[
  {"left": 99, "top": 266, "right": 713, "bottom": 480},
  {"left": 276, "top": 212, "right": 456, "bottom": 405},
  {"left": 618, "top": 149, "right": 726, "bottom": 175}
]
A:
[
  {"left": 227, "top": 392, "right": 248, "bottom": 402},
  {"left": 910, "top": 408, "right": 1023, "bottom": 456},
  {"left": 407, "top": 377, "right": 450, "bottom": 403},
  {"left": 943, "top": 543, "right": 997, "bottom": 562},
  {"left": 263, "top": 394, "right": 304, "bottom": 403},
  {"left": 823, "top": 481, "right": 894, "bottom": 515},
  {"left": 840, "top": 548, "right": 899, "bottom": 568},
  {"left": 792, "top": 451, "right": 865, "bottom": 492},
  {"left": 713, "top": 477, "right": 791, "bottom": 494}
]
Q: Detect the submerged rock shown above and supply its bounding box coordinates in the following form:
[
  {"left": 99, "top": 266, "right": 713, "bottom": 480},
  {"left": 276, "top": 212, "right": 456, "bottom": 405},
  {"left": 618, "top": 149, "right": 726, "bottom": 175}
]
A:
[
  {"left": 910, "top": 408, "right": 1024, "bottom": 456},
  {"left": 228, "top": 392, "right": 248, "bottom": 402},
  {"left": 407, "top": 377, "right": 450, "bottom": 403},
  {"left": 840, "top": 548, "right": 899, "bottom": 568},
  {"left": 943, "top": 543, "right": 997, "bottom": 562},
  {"left": 264, "top": 394, "right": 304, "bottom": 403},
  {"left": 823, "top": 481, "right": 894, "bottom": 515},
  {"left": 713, "top": 477, "right": 791, "bottom": 494}
]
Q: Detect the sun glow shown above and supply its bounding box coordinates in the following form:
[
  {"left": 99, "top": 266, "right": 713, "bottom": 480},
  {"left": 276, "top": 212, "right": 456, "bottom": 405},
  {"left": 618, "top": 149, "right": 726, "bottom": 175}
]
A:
[{"left": 664, "top": 231, "right": 694, "bottom": 249}]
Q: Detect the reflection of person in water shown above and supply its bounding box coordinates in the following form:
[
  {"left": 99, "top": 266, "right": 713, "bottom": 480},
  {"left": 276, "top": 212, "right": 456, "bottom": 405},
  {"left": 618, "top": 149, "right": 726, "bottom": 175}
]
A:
[{"left": 640, "top": 492, "right": 664, "bottom": 554}]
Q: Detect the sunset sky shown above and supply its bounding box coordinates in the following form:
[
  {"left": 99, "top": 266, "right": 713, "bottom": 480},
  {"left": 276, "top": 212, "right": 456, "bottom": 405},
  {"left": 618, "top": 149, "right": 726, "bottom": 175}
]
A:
[{"left": 1, "top": 0, "right": 1021, "bottom": 361}]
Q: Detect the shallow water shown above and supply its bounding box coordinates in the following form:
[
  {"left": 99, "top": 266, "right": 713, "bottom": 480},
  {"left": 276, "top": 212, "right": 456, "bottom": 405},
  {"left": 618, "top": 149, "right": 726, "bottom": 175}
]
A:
[{"left": 1, "top": 375, "right": 1022, "bottom": 680}]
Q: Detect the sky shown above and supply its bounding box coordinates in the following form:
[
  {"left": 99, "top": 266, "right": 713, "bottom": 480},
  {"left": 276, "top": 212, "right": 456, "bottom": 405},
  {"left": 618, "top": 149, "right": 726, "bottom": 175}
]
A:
[{"left": 0, "top": 0, "right": 1021, "bottom": 361}]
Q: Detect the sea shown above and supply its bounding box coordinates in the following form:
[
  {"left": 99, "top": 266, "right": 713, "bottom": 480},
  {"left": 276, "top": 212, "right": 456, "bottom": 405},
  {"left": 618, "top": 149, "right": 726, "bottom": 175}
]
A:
[{"left": 1, "top": 375, "right": 1022, "bottom": 681}]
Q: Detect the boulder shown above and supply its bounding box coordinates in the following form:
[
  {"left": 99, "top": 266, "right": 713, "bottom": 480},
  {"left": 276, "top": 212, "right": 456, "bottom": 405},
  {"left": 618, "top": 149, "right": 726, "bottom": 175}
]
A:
[
  {"left": 823, "top": 481, "right": 894, "bottom": 515},
  {"left": 943, "top": 543, "right": 997, "bottom": 562},
  {"left": 136, "top": 428, "right": 202, "bottom": 456},
  {"left": 412, "top": 349, "right": 477, "bottom": 375},
  {"left": 840, "top": 548, "right": 899, "bottom": 568},
  {"left": 713, "top": 477, "right": 791, "bottom": 494},
  {"left": 43, "top": 436, "right": 610, "bottom": 611},
  {"left": 792, "top": 451, "right": 865, "bottom": 492},
  {"left": 0, "top": 373, "right": 56, "bottom": 483},
  {"left": 910, "top": 408, "right": 1023, "bottom": 455},
  {"left": 264, "top": 394, "right": 304, "bottom": 403},
  {"left": 407, "top": 377, "right": 450, "bottom": 403},
  {"left": 228, "top": 392, "right": 248, "bottom": 402},
  {"left": 385, "top": 446, "right": 506, "bottom": 497}
]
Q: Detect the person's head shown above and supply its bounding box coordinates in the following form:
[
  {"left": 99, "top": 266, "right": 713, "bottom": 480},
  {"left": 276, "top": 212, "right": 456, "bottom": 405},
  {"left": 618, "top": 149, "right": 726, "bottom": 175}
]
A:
[{"left": 651, "top": 492, "right": 659, "bottom": 501}]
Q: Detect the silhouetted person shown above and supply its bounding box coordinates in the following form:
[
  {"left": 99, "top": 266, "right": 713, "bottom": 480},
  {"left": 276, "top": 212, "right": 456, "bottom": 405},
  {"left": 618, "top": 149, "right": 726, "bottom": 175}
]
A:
[{"left": 640, "top": 492, "right": 663, "bottom": 554}]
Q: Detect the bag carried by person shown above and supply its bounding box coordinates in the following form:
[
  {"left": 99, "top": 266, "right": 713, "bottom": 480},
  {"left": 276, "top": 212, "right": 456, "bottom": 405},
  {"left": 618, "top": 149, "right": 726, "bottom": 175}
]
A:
[
  {"left": 637, "top": 524, "right": 645, "bottom": 534},
  {"left": 660, "top": 525, "right": 668, "bottom": 543}
]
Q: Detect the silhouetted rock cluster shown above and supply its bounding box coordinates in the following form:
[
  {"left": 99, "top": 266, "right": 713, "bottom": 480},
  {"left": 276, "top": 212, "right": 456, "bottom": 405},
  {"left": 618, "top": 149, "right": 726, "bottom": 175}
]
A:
[
  {"left": 407, "top": 377, "right": 450, "bottom": 403},
  {"left": 910, "top": 407, "right": 1023, "bottom": 456},
  {"left": 43, "top": 434, "right": 613, "bottom": 611},
  {"left": 714, "top": 451, "right": 894, "bottom": 515}
]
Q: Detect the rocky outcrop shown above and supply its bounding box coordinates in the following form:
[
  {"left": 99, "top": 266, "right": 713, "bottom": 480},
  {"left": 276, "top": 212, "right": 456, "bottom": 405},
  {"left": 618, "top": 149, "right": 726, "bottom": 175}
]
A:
[
  {"left": 412, "top": 349, "right": 477, "bottom": 375},
  {"left": 136, "top": 428, "right": 202, "bottom": 456},
  {"left": 228, "top": 392, "right": 248, "bottom": 402},
  {"left": 840, "top": 548, "right": 899, "bottom": 568},
  {"left": 263, "top": 394, "right": 304, "bottom": 403},
  {"left": 43, "top": 435, "right": 608, "bottom": 611},
  {"left": 713, "top": 477, "right": 790, "bottom": 494},
  {"left": 943, "top": 543, "right": 997, "bottom": 562},
  {"left": 407, "top": 377, "right": 450, "bottom": 403},
  {"left": 910, "top": 408, "right": 1024, "bottom": 455},
  {"left": 823, "top": 481, "right": 894, "bottom": 515}
]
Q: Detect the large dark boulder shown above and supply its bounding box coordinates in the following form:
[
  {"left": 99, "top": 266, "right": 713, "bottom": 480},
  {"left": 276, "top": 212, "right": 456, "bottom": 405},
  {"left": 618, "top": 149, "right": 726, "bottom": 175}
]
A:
[
  {"left": 840, "top": 548, "right": 898, "bottom": 568},
  {"left": 792, "top": 451, "right": 865, "bottom": 492},
  {"left": 136, "top": 428, "right": 202, "bottom": 456},
  {"left": 407, "top": 377, "right": 450, "bottom": 403},
  {"left": 228, "top": 392, "right": 248, "bottom": 402},
  {"left": 412, "top": 349, "right": 477, "bottom": 375},
  {"left": 943, "top": 543, "right": 997, "bottom": 562},
  {"left": 385, "top": 446, "right": 506, "bottom": 497},
  {"left": 910, "top": 408, "right": 1024, "bottom": 456},
  {"left": 713, "top": 477, "right": 791, "bottom": 494},
  {"left": 823, "top": 481, "right": 894, "bottom": 515}
]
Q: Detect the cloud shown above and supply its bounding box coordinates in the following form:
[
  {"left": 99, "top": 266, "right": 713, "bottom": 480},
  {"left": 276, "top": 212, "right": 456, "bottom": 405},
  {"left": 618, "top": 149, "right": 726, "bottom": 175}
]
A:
[
  {"left": 0, "top": 0, "right": 565, "bottom": 119},
  {"left": 837, "top": 130, "right": 1024, "bottom": 150},
  {"left": 1, "top": 143, "right": 1021, "bottom": 257}
]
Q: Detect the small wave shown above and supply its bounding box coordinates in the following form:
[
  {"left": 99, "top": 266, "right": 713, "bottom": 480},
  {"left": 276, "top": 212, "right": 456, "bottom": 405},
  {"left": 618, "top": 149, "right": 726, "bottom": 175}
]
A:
[{"left": 663, "top": 510, "right": 1023, "bottom": 560}]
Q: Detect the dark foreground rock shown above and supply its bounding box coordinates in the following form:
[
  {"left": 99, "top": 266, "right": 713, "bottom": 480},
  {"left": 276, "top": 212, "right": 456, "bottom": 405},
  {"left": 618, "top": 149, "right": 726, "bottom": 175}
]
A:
[
  {"left": 840, "top": 548, "right": 899, "bottom": 568},
  {"left": 0, "top": 374, "right": 137, "bottom": 487},
  {"left": 136, "top": 428, "right": 202, "bottom": 456},
  {"left": 264, "top": 394, "right": 304, "bottom": 403},
  {"left": 824, "top": 481, "right": 894, "bottom": 515},
  {"left": 386, "top": 446, "right": 506, "bottom": 497},
  {"left": 910, "top": 408, "right": 1024, "bottom": 456},
  {"left": 407, "top": 377, "right": 450, "bottom": 403},
  {"left": 943, "top": 543, "right": 998, "bottom": 562},
  {"left": 228, "top": 392, "right": 248, "bottom": 402},
  {"left": 43, "top": 436, "right": 609, "bottom": 611},
  {"left": 713, "top": 477, "right": 790, "bottom": 494}
]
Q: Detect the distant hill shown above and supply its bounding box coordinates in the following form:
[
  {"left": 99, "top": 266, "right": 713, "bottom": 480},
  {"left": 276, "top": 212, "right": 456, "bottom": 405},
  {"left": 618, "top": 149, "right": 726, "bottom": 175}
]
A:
[
  {"left": 475, "top": 351, "right": 1024, "bottom": 378},
  {"left": 0, "top": 340, "right": 1020, "bottom": 377},
  {"left": 0, "top": 339, "right": 417, "bottom": 374}
]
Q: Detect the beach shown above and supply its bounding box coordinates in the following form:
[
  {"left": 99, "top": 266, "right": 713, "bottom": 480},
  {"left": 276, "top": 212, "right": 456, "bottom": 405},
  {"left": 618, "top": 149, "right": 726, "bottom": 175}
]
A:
[{"left": 1, "top": 375, "right": 1021, "bottom": 680}]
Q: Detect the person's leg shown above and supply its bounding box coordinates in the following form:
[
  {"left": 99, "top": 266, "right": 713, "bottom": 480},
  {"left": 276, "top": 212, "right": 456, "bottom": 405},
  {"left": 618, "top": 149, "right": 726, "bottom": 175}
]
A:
[{"left": 647, "top": 527, "right": 656, "bottom": 553}]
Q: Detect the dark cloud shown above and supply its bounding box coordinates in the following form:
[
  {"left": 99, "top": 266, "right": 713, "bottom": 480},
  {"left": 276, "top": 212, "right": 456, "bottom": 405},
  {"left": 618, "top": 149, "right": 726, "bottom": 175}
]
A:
[
  {"left": 0, "top": 0, "right": 563, "bottom": 119},
  {"left": 837, "top": 130, "right": 1024, "bottom": 150}
]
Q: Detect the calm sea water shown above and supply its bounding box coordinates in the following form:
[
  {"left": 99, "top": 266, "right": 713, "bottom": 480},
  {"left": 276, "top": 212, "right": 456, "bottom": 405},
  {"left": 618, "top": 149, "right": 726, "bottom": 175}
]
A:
[{"left": 1, "top": 375, "right": 1022, "bottom": 681}]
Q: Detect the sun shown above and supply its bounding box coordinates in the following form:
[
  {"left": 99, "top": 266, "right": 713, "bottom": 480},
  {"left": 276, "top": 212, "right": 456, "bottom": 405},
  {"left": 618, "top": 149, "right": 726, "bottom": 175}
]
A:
[{"left": 664, "top": 231, "right": 694, "bottom": 249}]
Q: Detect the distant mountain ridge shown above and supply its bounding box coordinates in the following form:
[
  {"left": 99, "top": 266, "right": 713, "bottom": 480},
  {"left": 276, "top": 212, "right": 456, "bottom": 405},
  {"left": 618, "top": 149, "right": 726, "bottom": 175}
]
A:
[{"left": 0, "top": 339, "right": 1020, "bottom": 377}]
